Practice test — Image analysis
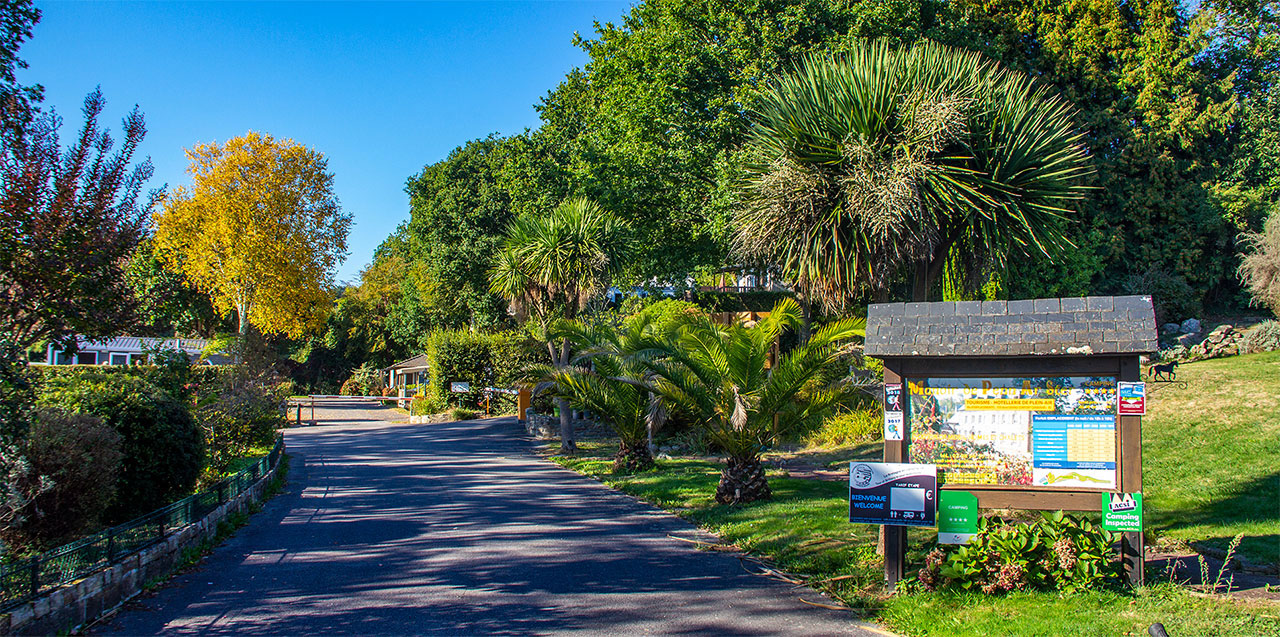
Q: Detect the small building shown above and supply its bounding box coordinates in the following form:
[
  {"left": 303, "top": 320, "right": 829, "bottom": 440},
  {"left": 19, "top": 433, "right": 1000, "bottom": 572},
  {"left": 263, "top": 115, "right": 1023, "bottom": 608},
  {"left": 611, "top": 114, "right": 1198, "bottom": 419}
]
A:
[
  {"left": 384, "top": 354, "right": 429, "bottom": 393},
  {"left": 41, "top": 336, "right": 228, "bottom": 366}
]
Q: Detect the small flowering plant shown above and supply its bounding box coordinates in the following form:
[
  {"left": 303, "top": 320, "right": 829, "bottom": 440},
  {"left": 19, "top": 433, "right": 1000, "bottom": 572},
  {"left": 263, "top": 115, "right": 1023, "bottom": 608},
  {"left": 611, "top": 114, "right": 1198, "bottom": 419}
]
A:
[{"left": 912, "top": 511, "right": 1122, "bottom": 594}]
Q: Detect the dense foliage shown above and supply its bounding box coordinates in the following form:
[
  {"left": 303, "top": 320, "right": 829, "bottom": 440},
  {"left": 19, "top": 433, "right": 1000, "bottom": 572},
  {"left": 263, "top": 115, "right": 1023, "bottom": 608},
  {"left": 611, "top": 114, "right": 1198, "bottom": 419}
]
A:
[
  {"left": 36, "top": 372, "right": 204, "bottom": 521},
  {"left": 422, "top": 329, "right": 545, "bottom": 413},
  {"left": 1, "top": 409, "right": 122, "bottom": 549},
  {"left": 154, "top": 131, "right": 351, "bottom": 338},
  {"left": 915, "top": 512, "right": 1122, "bottom": 594}
]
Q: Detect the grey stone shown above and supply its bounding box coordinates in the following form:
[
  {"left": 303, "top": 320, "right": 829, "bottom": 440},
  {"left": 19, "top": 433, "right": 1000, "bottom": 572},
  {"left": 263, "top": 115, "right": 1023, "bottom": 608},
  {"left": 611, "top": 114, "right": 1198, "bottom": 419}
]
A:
[
  {"left": 1008, "top": 299, "right": 1036, "bottom": 314},
  {"left": 981, "top": 300, "right": 1007, "bottom": 315},
  {"left": 1085, "top": 296, "right": 1113, "bottom": 311},
  {"left": 905, "top": 302, "right": 931, "bottom": 316},
  {"left": 1034, "top": 298, "right": 1061, "bottom": 313},
  {"left": 1161, "top": 322, "right": 1180, "bottom": 334},
  {"left": 1179, "top": 318, "right": 1202, "bottom": 334},
  {"left": 1060, "top": 297, "right": 1088, "bottom": 312},
  {"left": 954, "top": 300, "right": 983, "bottom": 315}
]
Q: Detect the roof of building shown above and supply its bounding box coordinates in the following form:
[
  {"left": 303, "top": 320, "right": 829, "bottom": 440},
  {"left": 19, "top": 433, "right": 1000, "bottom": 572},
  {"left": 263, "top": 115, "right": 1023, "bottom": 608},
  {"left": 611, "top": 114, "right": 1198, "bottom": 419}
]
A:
[
  {"left": 385, "top": 353, "right": 429, "bottom": 371},
  {"left": 863, "top": 296, "right": 1158, "bottom": 357},
  {"left": 69, "top": 336, "right": 212, "bottom": 355}
]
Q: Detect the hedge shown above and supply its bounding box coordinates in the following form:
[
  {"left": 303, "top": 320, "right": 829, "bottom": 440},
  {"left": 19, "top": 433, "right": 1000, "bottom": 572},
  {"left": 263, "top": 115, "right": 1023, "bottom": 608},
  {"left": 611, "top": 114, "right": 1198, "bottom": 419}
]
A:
[
  {"left": 423, "top": 330, "right": 547, "bottom": 412},
  {"left": 689, "top": 290, "right": 794, "bottom": 313},
  {"left": 27, "top": 364, "right": 236, "bottom": 404}
]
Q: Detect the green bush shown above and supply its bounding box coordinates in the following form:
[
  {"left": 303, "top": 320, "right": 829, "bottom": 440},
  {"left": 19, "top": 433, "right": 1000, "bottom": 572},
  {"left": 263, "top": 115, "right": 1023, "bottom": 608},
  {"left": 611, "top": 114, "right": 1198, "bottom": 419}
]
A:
[
  {"left": 425, "top": 329, "right": 546, "bottom": 412},
  {"left": 196, "top": 368, "right": 287, "bottom": 474},
  {"left": 624, "top": 299, "right": 702, "bottom": 332},
  {"left": 450, "top": 407, "right": 481, "bottom": 421},
  {"left": 37, "top": 372, "right": 204, "bottom": 521},
  {"left": 915, "top": 512, "right": 1121, "bottom": 594},
  {"left": 1241, "top": 320, "right": 1280, "bottom": 354},
  {"left": 27, "top": 364, "right": 236, "bottom": 405},
  {"left": 690, "top": 290, "right": 794, "bottom": 313},
  {"left": 803, "top": 408, "right": 881, "bottom": 447},
  {"left": 2, "top": 409, "right": 123, "bottom": 549},
  {"left": 411, "top": 395, "right": 446, "bottom": 415},
  {"left": 339, "top": 362, "right": 385, "bottom": 396}
]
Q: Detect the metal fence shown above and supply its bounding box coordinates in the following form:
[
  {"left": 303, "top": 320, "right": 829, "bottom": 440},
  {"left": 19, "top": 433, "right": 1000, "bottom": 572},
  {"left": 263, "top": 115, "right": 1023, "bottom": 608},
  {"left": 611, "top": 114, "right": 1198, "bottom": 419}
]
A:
[{"left": 0, "top": 436, "right": 284, "bottom": 611}]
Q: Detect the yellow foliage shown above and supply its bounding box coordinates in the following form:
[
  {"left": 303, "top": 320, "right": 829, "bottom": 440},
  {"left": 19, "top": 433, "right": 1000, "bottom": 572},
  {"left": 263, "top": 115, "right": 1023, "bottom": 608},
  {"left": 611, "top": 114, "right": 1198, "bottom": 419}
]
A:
[{"left": 153, "top": 132, "right": 351, "bottom": 339}]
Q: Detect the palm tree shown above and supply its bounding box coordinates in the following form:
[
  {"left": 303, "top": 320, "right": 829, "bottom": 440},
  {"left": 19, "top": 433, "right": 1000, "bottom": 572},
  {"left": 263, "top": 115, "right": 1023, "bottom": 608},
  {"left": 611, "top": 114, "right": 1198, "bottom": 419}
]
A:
[
  {"left": 489, "top": 197, "right": 625, "bottom": 453},
  {"left": 734, "top": 40, "right": 1092, "bottom": 309},
  {"left": 532, "top": 317, "right": 667, "bottom": 472},
  {"left": 642, "top": 298, "right": 864, "bottom": 504}
]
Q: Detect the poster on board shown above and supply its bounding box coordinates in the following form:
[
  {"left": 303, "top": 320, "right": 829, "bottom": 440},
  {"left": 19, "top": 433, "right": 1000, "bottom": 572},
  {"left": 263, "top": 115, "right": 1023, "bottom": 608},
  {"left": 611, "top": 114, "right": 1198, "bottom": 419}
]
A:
[
  {"left": 849, "top": 462, "right": 937, "bottom": 527},
  {"left": 907, "top": 377, "right": 1117, "bottom": 489},
  {"left": 884, "top": 383, "right": 904, "bottom": 441}
]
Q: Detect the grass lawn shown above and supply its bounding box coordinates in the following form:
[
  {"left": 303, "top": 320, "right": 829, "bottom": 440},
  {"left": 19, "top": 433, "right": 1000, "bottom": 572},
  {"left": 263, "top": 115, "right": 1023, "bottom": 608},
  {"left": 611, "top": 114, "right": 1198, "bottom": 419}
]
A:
[
  {"left": 552, "top": 347, "right": 1280, "bottom": 637},
  {"left": 1142, "top": 350, "right": 1280, "bottom": 567}
]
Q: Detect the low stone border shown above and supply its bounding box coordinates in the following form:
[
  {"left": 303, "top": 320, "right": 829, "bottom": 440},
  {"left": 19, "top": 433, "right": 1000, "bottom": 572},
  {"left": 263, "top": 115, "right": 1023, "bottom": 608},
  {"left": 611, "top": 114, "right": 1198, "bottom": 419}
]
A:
[{"left": 0, "top": 446, "right": 286, "bottom": 636}]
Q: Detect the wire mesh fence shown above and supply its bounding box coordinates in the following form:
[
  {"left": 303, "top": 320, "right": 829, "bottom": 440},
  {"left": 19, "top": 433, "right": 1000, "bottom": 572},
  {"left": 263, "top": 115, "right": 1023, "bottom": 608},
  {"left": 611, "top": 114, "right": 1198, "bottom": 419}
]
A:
[{"left": 0, "top": 436, "right": 284, "bottom": 611}]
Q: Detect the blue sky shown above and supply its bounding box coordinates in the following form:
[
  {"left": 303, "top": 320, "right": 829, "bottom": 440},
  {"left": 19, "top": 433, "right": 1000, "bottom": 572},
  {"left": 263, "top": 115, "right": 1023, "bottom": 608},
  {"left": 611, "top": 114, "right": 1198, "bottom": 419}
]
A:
[{"left": 18, "top": 0, "right": 633, "bottom": 283}]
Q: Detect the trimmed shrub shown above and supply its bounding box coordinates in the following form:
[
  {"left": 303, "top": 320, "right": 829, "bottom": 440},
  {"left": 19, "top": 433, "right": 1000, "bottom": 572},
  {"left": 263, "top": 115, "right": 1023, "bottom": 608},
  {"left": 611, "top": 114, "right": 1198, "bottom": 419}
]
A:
[
  {"left": 3, "top": 409, "right": 123, "bottom": 549},
  {"left": 1242, "top": 320, "right": 1280, "bottom": 354},
  {"left": 804, "top": 408, "right": 881, "bottom": 447},
  {"left": 450, "top": 407, "right": 480, "bottom": 421},
  {"left": 411, "top": 395, "right": 445, "bottom": 415},
  {"left": 37, "top": 372, "right": 204, "bottom": 521},
  {"left": 424, "top": 329, "right": 546, "bottom": 412},
  {"left": 27, "top": 364, "right": 236, "bottom": 405}
]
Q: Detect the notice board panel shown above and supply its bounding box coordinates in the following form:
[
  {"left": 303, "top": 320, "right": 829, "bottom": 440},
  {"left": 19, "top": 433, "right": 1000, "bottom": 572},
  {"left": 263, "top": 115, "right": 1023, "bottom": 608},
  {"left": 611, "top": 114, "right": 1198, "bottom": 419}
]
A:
[{"left": 907, "top": 376, "right": 1118, "bottom": 490}]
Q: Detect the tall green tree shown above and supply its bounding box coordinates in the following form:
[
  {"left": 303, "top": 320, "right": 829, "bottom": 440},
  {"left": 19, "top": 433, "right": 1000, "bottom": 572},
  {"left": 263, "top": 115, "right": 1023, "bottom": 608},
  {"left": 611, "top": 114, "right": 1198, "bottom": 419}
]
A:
[
  {"left": 537, "top": 0, "right": 941, "bottom": 283},
  {"left": 405, "top": 132, "right": 569, "bottom": 330},
  {"left": 733, "top": 41, "right": 1092, "bottom": 308},
  {"left": 933, "top": 0, "right": 1240, "bottom": 314},
  {"left": 490, "top": 197, "right": 627, "bottom": 453}
]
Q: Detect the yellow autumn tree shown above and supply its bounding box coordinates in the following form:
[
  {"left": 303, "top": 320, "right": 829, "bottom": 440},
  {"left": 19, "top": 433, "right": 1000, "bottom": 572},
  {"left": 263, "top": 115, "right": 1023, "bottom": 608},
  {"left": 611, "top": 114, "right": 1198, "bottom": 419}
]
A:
[{"left": 154, "top": 132, "right": 351, "bottom": 339}]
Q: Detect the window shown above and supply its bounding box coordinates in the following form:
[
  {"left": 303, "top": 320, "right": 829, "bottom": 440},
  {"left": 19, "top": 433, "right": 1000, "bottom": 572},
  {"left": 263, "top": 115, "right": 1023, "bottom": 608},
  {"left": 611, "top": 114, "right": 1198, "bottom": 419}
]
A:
[
  {"left": 75, "top": 352, "right": 97, "bottom": 365},
  {"left": 110, "top": 353, "right": 129, "bottom": 366}
]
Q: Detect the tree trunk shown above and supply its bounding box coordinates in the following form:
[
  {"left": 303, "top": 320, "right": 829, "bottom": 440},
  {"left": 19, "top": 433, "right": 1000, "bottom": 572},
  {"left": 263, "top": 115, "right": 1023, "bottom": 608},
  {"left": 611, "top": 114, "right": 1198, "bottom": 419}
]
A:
[
  {"left": 613, "top": 440, "right": 655, "bottom": 473},
  {"left": 912, "top": 261, "right": 930, "bottom": 302},
  {"left": 557, "top": 338, "right": 576, "bottom": 454},
  {"left": 715, "top": 455, "right": 771, "bottom": 504}
]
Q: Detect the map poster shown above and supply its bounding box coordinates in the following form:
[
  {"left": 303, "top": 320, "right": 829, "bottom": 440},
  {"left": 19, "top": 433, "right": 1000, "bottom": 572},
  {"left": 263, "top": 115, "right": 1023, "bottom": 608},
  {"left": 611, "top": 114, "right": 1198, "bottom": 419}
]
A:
[{"left": 907, "top": 377, "right": 1118, "bottom": 489}]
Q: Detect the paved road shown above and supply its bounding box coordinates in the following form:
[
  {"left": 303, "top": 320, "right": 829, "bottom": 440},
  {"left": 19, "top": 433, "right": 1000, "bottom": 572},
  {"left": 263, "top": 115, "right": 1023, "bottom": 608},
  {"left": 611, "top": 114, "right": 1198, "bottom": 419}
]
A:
[{"left": 99, "top": 399, "right": 885, "bottom": 635}]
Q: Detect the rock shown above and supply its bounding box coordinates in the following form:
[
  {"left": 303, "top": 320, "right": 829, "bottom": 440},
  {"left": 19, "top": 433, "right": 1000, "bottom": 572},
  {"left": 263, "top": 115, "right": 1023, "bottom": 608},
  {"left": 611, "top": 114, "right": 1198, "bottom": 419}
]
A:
[
  {"left": 1176, "top": 332, "right": 1203, "bottom": 348},
  {"left": 1187, "top": 325, "right": 1245, "bottom": 360},
  {"left": 1179, "top": 318, "right": 1202, "bottom": 334},
  {"left": 1162, "top": 323, "right": 1181, "bottom": 334}
]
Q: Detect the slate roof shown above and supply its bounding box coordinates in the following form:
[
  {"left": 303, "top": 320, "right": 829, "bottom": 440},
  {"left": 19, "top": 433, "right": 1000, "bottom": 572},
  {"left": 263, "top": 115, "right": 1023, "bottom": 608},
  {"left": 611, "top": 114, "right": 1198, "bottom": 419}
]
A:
[
  {"left": 385, "top": 353, "right": 429, "bottom": 371},
  {"left": 863, "top": 296, "right": 1158, "bottom": 357}
]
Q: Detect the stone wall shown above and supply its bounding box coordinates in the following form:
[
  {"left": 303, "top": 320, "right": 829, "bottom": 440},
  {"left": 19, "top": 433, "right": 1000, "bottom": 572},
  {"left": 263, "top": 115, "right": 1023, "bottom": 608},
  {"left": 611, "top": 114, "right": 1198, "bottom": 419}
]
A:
[{"left": 0, "top": 450, "right": 285, "bottom": 636}]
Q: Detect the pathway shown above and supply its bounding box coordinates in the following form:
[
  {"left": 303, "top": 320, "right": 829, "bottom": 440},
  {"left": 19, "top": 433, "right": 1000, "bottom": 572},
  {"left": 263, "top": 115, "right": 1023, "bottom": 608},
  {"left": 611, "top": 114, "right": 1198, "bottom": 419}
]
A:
[{"left": 98, "top": 399, "right": 886, "bottom": 635}]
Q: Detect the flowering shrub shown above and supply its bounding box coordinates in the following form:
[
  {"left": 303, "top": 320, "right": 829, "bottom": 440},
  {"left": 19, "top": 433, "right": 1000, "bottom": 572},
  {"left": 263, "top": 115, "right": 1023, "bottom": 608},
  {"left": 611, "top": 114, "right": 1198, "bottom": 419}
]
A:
[{"left": 915, "top": 511, "right": 1121, "bottom": 594}]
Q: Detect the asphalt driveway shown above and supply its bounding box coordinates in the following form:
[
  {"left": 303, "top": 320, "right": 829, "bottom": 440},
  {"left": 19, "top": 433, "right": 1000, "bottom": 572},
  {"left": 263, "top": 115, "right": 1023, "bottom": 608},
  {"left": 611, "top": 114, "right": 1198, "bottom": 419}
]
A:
[{"left": 98, "top": 400, "right": 885, "bottom": 635}]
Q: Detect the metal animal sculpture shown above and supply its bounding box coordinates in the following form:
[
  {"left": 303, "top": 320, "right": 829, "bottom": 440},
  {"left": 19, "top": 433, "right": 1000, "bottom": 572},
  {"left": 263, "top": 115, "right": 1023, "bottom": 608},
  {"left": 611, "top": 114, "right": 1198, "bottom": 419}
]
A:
[{"left": 1150, "top": 361, "right": 1179, "bottom": 381}]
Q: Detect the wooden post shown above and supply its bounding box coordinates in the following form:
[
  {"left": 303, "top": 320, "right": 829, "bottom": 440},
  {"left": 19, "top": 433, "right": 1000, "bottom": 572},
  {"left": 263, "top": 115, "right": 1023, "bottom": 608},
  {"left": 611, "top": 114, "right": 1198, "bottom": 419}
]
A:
[
  {"left": 1119, "top": 356, "right": 1145, "bottom": 586},
  {"left": 310, "top": 396, "right": 315, "bottom": 426},
  {"left": 883, "top": 363, "right": 907, "bottom": 589},
  {"left": 517, "top": 389, "right": 531, "bottom": 423}
]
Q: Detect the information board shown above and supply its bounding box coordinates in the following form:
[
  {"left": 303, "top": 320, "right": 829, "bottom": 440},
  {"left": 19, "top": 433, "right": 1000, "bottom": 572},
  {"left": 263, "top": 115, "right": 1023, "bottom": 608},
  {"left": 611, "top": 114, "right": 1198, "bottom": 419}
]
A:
[
  {"left": 907, "top": 377, "right": 1117, "bottom": 489},
  {"left": 849, "top": 462, "right": 937, "bottom": 527}
]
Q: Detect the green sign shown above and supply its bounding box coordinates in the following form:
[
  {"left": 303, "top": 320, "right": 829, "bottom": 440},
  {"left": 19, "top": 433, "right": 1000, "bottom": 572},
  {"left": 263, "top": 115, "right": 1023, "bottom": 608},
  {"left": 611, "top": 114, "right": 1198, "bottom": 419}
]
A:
[
  {"left": 938, "top": 490, "right": 979, "bottom": 544},
  {"left": 1102, "top": 492, "right": 1143, "bottom": 532}
]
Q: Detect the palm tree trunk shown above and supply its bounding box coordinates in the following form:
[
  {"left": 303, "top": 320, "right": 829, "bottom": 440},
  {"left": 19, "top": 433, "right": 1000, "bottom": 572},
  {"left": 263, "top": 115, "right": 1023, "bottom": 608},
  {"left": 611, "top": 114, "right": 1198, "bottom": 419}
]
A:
[
  {"left": 613, "top": 439, "right": 655, "bottom": 473},
  {"left": 557, "top": 338, "right": 576, "bottom": 454},
  {"left": 715, "top": 455, "right": 771, "bottom": 504}
]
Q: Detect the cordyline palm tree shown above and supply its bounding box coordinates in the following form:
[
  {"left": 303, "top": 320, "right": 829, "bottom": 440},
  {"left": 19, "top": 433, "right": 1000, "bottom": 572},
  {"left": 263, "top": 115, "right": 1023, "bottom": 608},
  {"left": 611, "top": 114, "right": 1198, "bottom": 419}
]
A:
[
  {"left": 734, "top": 39, "right": 1093, "bottom": 309},
  {"left": 529, "top": 317, "right": 667, "bottom": 472},
  {"left": 643, "top": 298, "right": 864, "bottom": 504},
  {"left": 489, "top": 197, "right": 625, "bottom": 453}
]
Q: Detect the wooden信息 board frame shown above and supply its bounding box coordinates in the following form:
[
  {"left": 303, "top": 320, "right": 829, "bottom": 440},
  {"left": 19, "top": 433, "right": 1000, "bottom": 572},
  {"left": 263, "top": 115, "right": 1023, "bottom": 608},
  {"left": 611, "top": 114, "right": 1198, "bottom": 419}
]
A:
[{"left": 880, "top": 354, "right": 1144, "bottom": 589}]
